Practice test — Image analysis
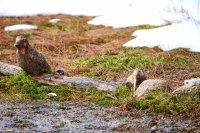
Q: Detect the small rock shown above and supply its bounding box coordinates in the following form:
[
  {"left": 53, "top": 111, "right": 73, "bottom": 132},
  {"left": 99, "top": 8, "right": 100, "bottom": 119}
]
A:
[
  {"left": 172, "top": 84, "right": 199, "bottom": 94},
  {"left": 53, "top": 121, "right": 65, "bottom": 128},
  {"left": 135, "top": 79, "right": 169, "bottom": 97},
  {"left": 173, "top": 78, "right": 200, "bottom": 94},
  {"left": 151, "top": 125, "right": 157, "bottom": 131},
  {"left": 184, "top": 78, "right": 200, "bottom": 86},
  {"left": 0, "top": 128, "right": 14, "bottom": 132},
  {"left": 48, "top": 93, "right": 57, "bottom": 97}
]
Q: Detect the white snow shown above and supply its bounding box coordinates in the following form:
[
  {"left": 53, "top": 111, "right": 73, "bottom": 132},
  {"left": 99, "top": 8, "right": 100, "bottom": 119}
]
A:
[
  {"left": 4, "top": 24, "right": 37, "bottom": 31},
  {"left": 0, "top": 0, "right": 199, "bottom": 51},
  {"left": 49, "top": 19, "right": 61, "bottom": 23},
  {"left": 124, "top": 21, "right": 200, "bottom": 52}
]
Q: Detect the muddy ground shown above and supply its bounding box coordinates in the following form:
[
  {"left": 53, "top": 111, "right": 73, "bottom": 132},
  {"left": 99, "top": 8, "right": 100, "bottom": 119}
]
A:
[{"left": 0, "top": 101, "right": 199, "bottom": 133}]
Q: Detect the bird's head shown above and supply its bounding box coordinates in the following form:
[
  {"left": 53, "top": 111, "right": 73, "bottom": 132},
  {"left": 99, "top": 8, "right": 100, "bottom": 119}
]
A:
[
  {"left": 132, "top": 69, "right": 141, "bottom": 78},
  {"left": 14, "top": 36, "right": 29, "bottom": 54}
]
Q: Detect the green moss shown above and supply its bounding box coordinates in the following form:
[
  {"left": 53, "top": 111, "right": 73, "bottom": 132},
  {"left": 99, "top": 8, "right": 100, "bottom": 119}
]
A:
[
  {"left": 0, "top": 71, "right": 50, "bottom": 99},
  {"left": 71, "top": 54, "right": 152, "bottom": 69},
  {"left": 70, "top": 49, "right": 193, "bottom": 80},
  {"left": 131, "top": 89, "right": 200, "bottom": 114},
  {"left": 39, "top": 22, "right": 66, "bottom": 32},
  {"left": 113, "top": 85, "right": 131, "bottom": 99},
  {"left": 0, "top": 71, "right": 75, "bottom": 100},
  {"left": 39, "top": 22, "right": 54, "bottom": 28},
  {"left": 84, "top": 87, "right": 112, "bottom": 106}
]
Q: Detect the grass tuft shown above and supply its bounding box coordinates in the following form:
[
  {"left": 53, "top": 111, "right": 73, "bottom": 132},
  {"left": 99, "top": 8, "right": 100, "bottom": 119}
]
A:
[
  {"left": 7, "top": 32, "right": 31, "bottom": 38},
  {"left": 131, "top": 89, "right": 200, "bottom": 114}
]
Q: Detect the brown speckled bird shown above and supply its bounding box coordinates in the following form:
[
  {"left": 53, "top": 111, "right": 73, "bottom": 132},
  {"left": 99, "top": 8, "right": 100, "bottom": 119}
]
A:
[{"left": 14, "top": 36, "right": 50, "bottom": 75}]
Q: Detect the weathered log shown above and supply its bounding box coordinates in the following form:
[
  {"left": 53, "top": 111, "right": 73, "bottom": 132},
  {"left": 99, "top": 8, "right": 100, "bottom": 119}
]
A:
[
  {"left": 32, "top": 74, "right": 117, "bottom": 92},
  {"left": 0, "top": 61, "right": 117, "bottom": 92}
]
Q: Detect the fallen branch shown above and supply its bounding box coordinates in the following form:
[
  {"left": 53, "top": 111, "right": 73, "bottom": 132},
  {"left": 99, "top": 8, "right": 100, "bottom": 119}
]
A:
[
  {"left": 32, "top": 74, "right": 117, "bottom": 92},
  {"left": 0, "top": 61, "right": 117, "bottom": 92}
]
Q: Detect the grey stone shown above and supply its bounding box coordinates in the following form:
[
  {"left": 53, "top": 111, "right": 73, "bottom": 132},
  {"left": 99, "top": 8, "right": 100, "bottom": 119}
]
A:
[
  {"left": 184, "top": 78, "right": 200, "bottom": 86},
  {"left": 172, "top": 84, "right": 200, "bottom": 94},
  {"left": 135, "top": 79, "right": 169, "bottom": 97}
]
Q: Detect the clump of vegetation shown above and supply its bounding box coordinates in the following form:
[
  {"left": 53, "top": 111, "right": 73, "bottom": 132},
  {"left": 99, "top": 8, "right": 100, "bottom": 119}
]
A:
[
  {"left": 0, "top": 71, "right": 51, "bottom": 100},
  {"left": 137, "top": 24, "right": 160, "bottom": 30},
  {"left": 131, "top": 89, "right": 185, "bottom": 114},
  {"left": 65, "top": 18, "right": 93, "bottom": 33},
  {"left": 40, "top": 22, "right": 54, "bottom": 28},
  {"left": 70, "top": 49, "right": 194, "bottom": 80},
  {"left": 135, "top": 88, "right": 200, "bottom": 114},
  {"left": 38, "top": 17, "right": 94, "bottom": 33},
  {"left": 0, "top": 71, "right": 76, "bottom": 101},
  {"left": 6, "top": 32, "right": 31, "bottom": 38}
]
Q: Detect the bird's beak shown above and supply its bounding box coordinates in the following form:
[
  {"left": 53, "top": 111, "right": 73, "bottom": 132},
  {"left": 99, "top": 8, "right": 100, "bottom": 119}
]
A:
[
  {"left": 133, "top": 79, "right": 137, "bottom": 97},
  {"left": 14, "top": 42, "right": 20, "bottom": 48}
]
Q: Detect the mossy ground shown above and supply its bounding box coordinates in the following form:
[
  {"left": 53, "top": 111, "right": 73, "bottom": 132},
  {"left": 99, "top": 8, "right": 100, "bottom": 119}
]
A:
[
  {"left": 0, "top": 71, "right": 199, "bottom": 115},
  {"left": 0, "top": 14, "right": 200, "bottom": 115}
]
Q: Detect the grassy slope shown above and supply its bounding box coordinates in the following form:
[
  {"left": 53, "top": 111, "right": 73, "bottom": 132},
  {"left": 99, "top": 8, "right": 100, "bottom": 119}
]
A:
[{"left": 0, "top": 14, "right": 200, "bottom": 115}]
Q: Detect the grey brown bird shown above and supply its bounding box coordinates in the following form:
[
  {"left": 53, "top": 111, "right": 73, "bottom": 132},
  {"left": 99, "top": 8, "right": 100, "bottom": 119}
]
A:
[
  {"left": 14, "top": 36, "right": 51, "bottom": 75},
  {"left": 126, "top": 69, "right": 146, "bottom": 97}
]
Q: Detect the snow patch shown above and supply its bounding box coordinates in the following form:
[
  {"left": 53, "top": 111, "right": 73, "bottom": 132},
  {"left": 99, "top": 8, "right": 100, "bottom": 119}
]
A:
[
  {"left": 123, "top": 21, "right": 200, "bottom": 52},
  {"left": 49, "top": 19, "right": 61, "bottom": 23},
  {"left": 4, "top": 24, "right": 37, "bottom": 31}
]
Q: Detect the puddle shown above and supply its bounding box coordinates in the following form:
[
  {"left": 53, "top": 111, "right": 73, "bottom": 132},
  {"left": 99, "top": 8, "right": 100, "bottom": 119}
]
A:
[{"left": 0, "top": 101, "right": 199, "bottom": 132}]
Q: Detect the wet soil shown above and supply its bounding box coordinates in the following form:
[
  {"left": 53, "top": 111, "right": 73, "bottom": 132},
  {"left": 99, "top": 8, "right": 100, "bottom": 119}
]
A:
[{"left": 0, "top": 101, "right": 199, "bottom": 133}]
